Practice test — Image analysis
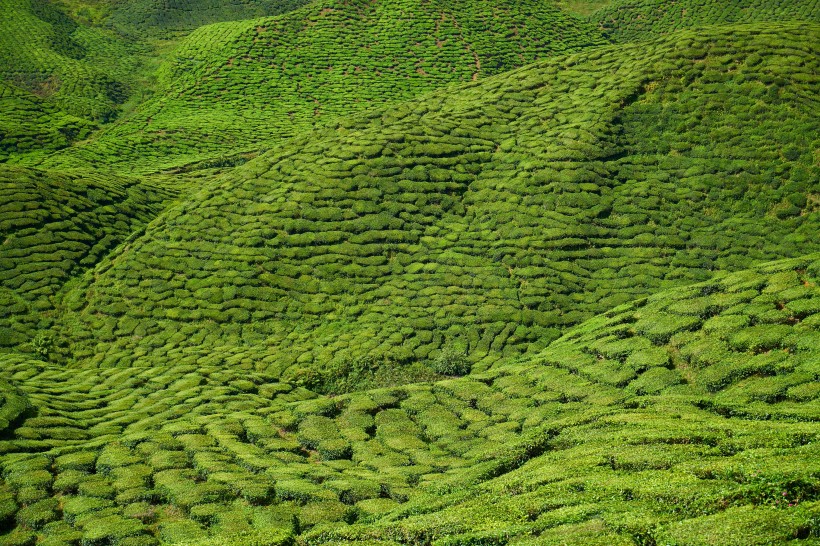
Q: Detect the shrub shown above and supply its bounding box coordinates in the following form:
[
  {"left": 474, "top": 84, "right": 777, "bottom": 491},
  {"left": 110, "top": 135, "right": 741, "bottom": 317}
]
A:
[
  {"left": 636, "top": 314, "right": 701, "bottom": 344},
  {"left": 158, "top": 520, "right": 207, "bottom": 544},
  {"left": 433, "top": 341, "right": 471, "bottom": 376},
  {"left": 729, "top": 325, "right": 794, "bottom": 353},
  {"left": 39, "top": 521, "right": 84, "bottom": 544},
  {"left": 81, "top": 514, "right": 146, "bottom": 546},
  {"left": 298, "top": 416, "right": 341, "bottom": 450},
  {"left": 299, "top": 500, "right": 356, "bottom": 528},
  {"left": 16, "top": 498, "right": 59, "bottom": 529},
  {"left": 62, "top": 496, "right": 115, "bottom": 524},
  {"left": 0, "top": 528, "right": 37, "bottom": 546},
  {"left": 55, "top": 451, "right": 97, "bottom": 472}
]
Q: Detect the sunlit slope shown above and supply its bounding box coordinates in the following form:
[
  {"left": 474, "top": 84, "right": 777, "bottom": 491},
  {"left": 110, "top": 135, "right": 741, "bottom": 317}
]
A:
[
  {"left": 0, "top": 0, "right": 322, "bottom": 165},
  {"left": 39, "top": 0, "right": 607, "bottom": 173},
  {"left": 55, "top": 24, "right": 820, "bottom": 376},
  {"left": 0, "top": 166, "right": 177, "bottom": 357},
  {"left": 591, "top": 0, "right": 820, "bottom": 42},
  {"left": 0, "top": 254, "right": 818, "bottom": 544}
]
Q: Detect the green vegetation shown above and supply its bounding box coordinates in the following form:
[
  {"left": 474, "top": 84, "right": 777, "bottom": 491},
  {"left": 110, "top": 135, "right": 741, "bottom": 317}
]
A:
[
  {"left": 0, "top": 0, "right": 817, "bottom": 544},
  {"left": 53, "top": 24, "right": 820, "bottom": 381},
  {"left": 0, "top": 256, "right": 818, "bottom": 544},
  {"left": 592, "top": 0, "right": 820, "bottom": 42},
  {"left": 0, "top": 165, "right": 176, "bottom": 355},
  {"left": 106, "top": 0, "right": 312, "bottom": 38},
  {"left": 0, "top": 0, "right": 146, "bottom": 158},
  {"left": 0, "top": 0, "right": 315, "bottom": 164},
  {"left": 37, "top": 0, "right": 607, "bottom": 173}
]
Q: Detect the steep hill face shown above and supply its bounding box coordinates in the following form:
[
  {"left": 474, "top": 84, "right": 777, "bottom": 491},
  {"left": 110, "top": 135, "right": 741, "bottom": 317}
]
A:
[
  {"left": 0, "top": 166, "right": 176, "bottom": 356},
  {"left": 0, "top": 0, "right": 320, "bottom": 164},
  {"left": 0, "top": 0, "right": 143, "bottom": 163},
  {"left": 0, "top": 254, "right": 817, "bottom": 544},
  {"left": 55, "top": 24, "right": 820, "bottom": 378},
  {"left": 38, "top": 0, "right": 607, "bottom": 173},
  {"left": 0, "top": 83, "right": 96, "bottom": 163},
  {"left": 591, "top": 0, "right": 820, "bottom": 42}
]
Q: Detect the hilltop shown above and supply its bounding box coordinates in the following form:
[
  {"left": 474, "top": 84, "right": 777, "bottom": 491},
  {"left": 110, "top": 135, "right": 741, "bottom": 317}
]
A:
[{"left": 0, "top": 0, "right": 313, "bottom": 164}]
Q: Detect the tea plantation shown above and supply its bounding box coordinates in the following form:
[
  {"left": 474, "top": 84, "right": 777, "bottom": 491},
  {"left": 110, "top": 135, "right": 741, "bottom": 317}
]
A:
[
  {"left": 0, "top": 255, "right": 818, "bottom": 544},
  {"left": 0, "top": 0, "right": 312, "bottom": 163},
  {"left": 0, "top": 165, "right": 178, "bottom": 356},
  {"left": 0, "top": 0, "right": 148, "bottom": 158},
  {"left": 592, "top": 0, "right": 820, "bottom": 43},
  {"left": 0, "top": 0, "right": 818, "bottom": 544},
  {"left": 51, "top": 24, "right": 820, "bottom": 380},
  {"left": 105, "top": 0, "right": 313, "bottom": 38},
  {"left": 37, "top": 0, "right": 607, "bottom": 173}
]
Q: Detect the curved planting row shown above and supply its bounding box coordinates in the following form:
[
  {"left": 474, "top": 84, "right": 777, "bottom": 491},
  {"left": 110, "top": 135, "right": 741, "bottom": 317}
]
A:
[{"left": 0, "top": 166, "right": 177, "bottom": 356}]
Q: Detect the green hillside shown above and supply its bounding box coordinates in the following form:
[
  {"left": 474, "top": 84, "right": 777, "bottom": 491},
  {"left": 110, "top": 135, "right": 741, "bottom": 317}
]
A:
[
  {"left": 37, "top": 0, "right": 607, "bottom": 173},
  {"left": 0, "top": 0, "right": 146, "bottom": 124},
  {"left": 0, "top": 166, "right": 177, "bottom": 356},
  {"left": 0, "top": 83, "right": 96, "bottom": 163},
  {"left": 591, "top": 0, "right": 820, "bottom": 42},
  {"left": 53, "top": 24, "right": 820, "bottom": 380},
  {"left": 105, "top": 0, "right": 313, "bottom": 38},
  {"left": 0, "top": 254, "right": 817, "bottom": 544},
  {"left": 0, "top": 1, "right": 818, "bottom": 545},
  {"left": 0, "top": 0, "right": 316, "bottom": 165}
]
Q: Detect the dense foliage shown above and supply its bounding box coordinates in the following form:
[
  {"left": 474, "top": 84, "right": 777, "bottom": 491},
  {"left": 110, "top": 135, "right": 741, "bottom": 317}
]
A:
[
  {"left": 0, "top": 0, "right": 145, "bottom": 130},
  {"left": 106, "top": 0, "right": 313, "bottom": 38},
  {"left": 0, "top": 0, "right": 817, "bottom": 544},
  {"left": 0, "top": 166, "right": 176, "bottom": 355},
  {"left": 53, "top": 24, "right": 820, "bottom": 381},
  {"left": 592, "top": 0, "right": 820, "bottom": 42},
  {"left": 38, "top": 0, "right": 606, "bottom": 173},
  {"left": 0, "top": 256, "right": 818, "bottom": 544}
]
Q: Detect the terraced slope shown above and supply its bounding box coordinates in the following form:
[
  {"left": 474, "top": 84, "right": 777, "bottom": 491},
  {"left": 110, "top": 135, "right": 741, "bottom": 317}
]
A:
[
  {"left": 0, "top": 0, "right": 146, "bottom": 129},
  {"left": 106, "top": 0, "right": 312, "bottom": 38},
  {"left": 0, "top": 0, "right": 325, "bottom": 165},
  {"left": 0, "top": 83, "right": 96, "bottom": 164},
  {"left": 0, "top": 166, "right": 177, "bottom": 357},
  {"left": 0, "top": 254, "right": 818, "bottom": 545},
  {"left": 591, "top": 0, "right": 820, "bottom": 42},
  {"left": 39, "top": 0, "right": 607, "bottom": 173},
  {"left": 55, "top": 24, "right": 820, "bottom": 378}
]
